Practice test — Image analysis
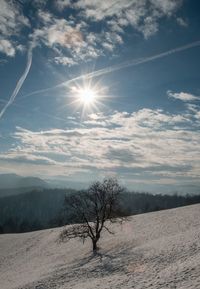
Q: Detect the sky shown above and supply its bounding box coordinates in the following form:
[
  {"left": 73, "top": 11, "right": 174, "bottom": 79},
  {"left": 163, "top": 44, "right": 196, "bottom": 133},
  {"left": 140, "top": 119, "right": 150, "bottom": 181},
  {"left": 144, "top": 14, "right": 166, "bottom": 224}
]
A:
[{"left": 0, "top": 0, "right": 200, "bottom": 193}]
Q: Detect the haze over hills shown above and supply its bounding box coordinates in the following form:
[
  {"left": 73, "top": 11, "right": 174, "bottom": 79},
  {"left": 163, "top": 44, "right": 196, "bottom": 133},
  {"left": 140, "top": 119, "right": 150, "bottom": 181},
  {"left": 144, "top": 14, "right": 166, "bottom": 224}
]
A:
[
  {"left": 0, "top": 174, "right": 48, "bottom": 197},
  {"left": 0, "top": 173, "right": 48, "bottom": 189},
  {"left": 0, "top": 173, "right": 88, "bottom": 197},
  {"left": 0, "top": 173, "right": 199, "bottom": 197},
  {"left": 46, "top": 178, "right": 88, "bottom": 190}
]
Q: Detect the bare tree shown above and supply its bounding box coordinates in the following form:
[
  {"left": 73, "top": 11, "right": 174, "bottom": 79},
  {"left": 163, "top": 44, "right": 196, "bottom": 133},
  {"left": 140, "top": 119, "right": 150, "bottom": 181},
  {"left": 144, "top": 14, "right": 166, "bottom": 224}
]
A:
[{"left": 60, "top": 178, "right": 126, "bottom": 251}]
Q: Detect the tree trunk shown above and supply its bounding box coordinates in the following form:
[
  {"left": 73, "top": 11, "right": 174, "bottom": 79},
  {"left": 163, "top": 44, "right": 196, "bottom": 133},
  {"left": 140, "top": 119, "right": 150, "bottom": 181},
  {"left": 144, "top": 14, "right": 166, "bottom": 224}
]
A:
[{"left": 92, "top": 239, "right": 98, "bottom": 251}]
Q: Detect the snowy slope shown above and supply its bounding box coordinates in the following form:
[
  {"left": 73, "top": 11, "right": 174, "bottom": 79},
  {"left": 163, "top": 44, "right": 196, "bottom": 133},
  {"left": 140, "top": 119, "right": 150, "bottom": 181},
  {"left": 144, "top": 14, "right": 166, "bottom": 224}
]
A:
[{"left": 0, "top": 204, "right": 200, "bottom": 289}]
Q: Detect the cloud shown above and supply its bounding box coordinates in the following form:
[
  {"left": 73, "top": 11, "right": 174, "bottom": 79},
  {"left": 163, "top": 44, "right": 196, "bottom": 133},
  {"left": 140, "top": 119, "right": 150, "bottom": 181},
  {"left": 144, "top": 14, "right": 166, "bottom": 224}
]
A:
[
  {"left": 150, "top": 0, "right": 182, "bottom": 15},
  {"left": 55, "top": 0, "right": 71, "bottom": 11},
  {"left": 35, "top": 0, "right": 184, "bottom": 66},
  {"left": 139, "top": 16, "right": 159, "bottom": 39},
  {"left": 4, "top": 0, "right": 182, "bottom": 65},
  {"left": 0, "top": 0, "right": 29, "bottom": 36},
  {"left": 2, "top": 104, "right": 200, "bottom": 189},
  {"left": 37, "top": 10, "right": 53, "bottom": 24},
  {"left": 0, "top": 39, "right": 15, "bottom": 57},
  {"left": 72, "top": 0, "right": 183, "bottom": 38},
  {"left": 33, "top": 16, "right": 84, "bottom": 49},
  {"left": 177, "top": 17, "right": 188, "bottom": 27},
  {"left": 32, "top": 11, "right": 105, "bottom": 65},
  {"left": 102, "top": 42, "right": 115, "bottom": 52},
  {"left": 0, "top": 0, "right": 185, "bottom": 61},
  {"left": 0, "top": 0, "right": 29, "bottom": 56},
  {"left": 0, "top": 153, "right": 56, "bottom": 165},
  {"left": 186, "top": 104, "right": 200, "bottom": 121},
  {"left": 168, "top": 91, "right": 200, "bottom": 102},
  {"left": 54, "top": 56, "right": 78, "bottom": 66}
]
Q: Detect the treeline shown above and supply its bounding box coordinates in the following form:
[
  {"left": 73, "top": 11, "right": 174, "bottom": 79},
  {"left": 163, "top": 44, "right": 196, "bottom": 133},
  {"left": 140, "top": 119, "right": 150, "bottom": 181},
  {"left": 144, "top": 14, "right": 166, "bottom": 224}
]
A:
[
  {"left": 120, "top": 192, "right": 200, "bottom": 215},
  {"left": 0, "top": 189, "right": 74, "bottom": 233},
  {"left": 0, "top": 188, "right": 200, "bottom": 234}
]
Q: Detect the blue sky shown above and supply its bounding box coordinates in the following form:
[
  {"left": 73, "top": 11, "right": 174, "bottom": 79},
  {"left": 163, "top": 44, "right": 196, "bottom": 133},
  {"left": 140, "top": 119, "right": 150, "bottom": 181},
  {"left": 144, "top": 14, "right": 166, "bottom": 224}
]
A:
[{"left": 0, "top": 0, "right": 200, "bottom": 193}]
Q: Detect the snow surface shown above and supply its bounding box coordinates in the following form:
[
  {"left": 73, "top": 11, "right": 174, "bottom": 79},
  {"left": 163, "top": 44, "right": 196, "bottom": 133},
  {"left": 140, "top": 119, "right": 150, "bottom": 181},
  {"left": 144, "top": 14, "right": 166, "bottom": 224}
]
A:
[{"left": 0, "top": 204, "right": 200, "bottom": 289}]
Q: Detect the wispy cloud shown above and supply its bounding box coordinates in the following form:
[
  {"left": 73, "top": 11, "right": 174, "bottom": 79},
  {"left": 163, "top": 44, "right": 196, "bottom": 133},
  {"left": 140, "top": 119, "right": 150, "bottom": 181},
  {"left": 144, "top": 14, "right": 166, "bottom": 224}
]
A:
[
  {"left": 0, "top": 0, "right": 186, "bottom": 62},
  {"left": 54, "top": 56, "right": 78, "bottom": 66},
  {"left": 0, "top": 0, "right": 29, "bottom": 56},
  {"left": 0, "top": 39, "right": 15, "bottom": 57},
  {"left": 32, "top": 11, "right": 104, "bottom": 65},
  {"left": 20, "top": 0, "right": 185, "bottom": 66},
  {"left": 176, "top": 17, "right": 188, "bottom": 27},
  {"left": 168, "top": 91, "right": 200, "bottom": 102},
  {"left": 54, "top": 0, "right": 71, "bottom": 11},
  {"left": 66, "top": 0, "right": 183, "bottom": 38},
  {"left": 1, "top": 104, "right": 200, "bottom": 189}
]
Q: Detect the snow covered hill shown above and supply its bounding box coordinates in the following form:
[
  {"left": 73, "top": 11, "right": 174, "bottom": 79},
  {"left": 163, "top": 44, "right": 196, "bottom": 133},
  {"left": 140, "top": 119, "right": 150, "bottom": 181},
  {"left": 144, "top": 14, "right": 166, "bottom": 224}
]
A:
[{"left": 0, "top": 204, "right": 200, "bottom": 289}]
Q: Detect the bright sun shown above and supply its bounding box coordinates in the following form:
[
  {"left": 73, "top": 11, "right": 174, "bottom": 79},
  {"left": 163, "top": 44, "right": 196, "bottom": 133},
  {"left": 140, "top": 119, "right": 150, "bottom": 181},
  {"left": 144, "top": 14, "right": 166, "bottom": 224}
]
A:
[
  {"left": 78, "top": 88, "right": 96, "bottom": 105},
  {"left": 69, "top": 78, "right": 108, "bottom": 115}
]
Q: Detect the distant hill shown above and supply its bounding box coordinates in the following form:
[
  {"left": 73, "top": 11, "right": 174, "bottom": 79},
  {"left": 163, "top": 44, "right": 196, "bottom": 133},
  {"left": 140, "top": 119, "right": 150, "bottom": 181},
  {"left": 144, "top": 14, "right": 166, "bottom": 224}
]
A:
[
  {"left": 17, "top": 176, "right": 47, "bottom": 189},
  {"left": 0, "top": 174, "right": 48, "bottom": 197},
  {"left": 46, "top": 178, "right": 88, "bottom": 190}
]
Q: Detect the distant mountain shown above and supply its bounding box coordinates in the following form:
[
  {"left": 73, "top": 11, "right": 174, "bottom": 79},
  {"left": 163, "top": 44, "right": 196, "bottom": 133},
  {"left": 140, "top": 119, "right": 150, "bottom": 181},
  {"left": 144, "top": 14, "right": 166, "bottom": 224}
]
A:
[
  {"left": 0, "top": 174, "right": 48, "bottom": 197},
  {"left": 46, "top": 178, "right": 88, "bottom": 190},
  {"left": 17, "top": 176, "right": 47, "bottom": 189},
  {"left": 0, "top": 174, "right": 21, "bottom": 189}
]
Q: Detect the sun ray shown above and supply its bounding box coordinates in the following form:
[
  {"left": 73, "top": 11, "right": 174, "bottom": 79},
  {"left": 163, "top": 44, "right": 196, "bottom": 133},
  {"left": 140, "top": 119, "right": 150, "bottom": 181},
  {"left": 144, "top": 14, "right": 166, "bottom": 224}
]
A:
[{"left": 68, "top": 76, "right": 109, "bottom": 118}]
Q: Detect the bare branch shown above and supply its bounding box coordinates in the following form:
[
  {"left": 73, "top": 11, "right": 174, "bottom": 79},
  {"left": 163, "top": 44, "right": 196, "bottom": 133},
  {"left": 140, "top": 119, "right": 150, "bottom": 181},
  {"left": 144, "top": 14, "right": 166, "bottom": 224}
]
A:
[
  {"left": 103, "top": 225, "right": 114, "bottom": 235},
  {"left": 60, "top": 178, "right": 127, "bottom": 251}
]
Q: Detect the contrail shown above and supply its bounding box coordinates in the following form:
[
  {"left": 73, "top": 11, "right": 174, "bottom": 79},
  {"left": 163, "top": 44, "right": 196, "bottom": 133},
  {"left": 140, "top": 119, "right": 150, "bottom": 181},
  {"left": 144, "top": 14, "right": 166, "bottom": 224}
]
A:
[
  {"left": 0, "top": 46, "right": 32, "bottom": 119},
  {"left": 89, "top": 40, "right": 200, "bottom": 78},
  {"left": 21, "top": 40, "right": 200, "bottom": 100}
]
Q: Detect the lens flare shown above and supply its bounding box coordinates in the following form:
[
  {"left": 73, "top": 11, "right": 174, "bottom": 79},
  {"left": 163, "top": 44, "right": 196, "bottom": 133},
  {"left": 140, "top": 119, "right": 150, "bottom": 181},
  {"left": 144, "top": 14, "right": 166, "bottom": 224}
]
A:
[
  {"left": 69, "top": 77, "right": 109, "bottom": 117},
  {"left": 78, "top": 87, "right": 97, "bottom": 105}
]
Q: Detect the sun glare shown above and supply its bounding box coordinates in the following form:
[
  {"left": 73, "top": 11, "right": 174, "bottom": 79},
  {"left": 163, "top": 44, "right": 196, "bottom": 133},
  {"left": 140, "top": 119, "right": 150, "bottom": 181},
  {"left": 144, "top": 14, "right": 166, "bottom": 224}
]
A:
[
  {"left": 69, "top": 77, "right": 109, "bottom": 116},
  {"left": 78, "top": 87, "right": 96, "bottom": 105}
]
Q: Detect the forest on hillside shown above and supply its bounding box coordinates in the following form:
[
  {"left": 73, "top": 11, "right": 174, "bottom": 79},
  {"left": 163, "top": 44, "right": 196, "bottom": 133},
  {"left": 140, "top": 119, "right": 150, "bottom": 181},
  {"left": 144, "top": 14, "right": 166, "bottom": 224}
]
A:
[{"left": 0, "top": 188, "right": 200, "bottom": 234}]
